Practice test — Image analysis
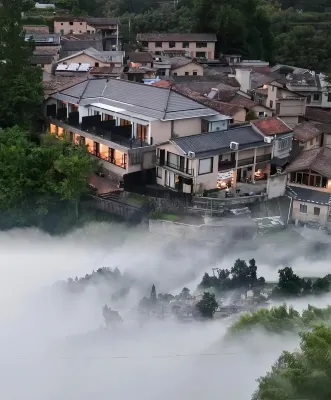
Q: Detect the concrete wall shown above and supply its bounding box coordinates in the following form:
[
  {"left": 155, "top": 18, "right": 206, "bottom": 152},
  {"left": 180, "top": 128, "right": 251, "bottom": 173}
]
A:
[
  {"left": 150, "top": 117, "right": 204, "bottom": 143},
  {"left": 233, "top": 109, "right": 247, "bottom": 123},
  {"left": 147, "top": 41, "right": 215, "bottom": 60},
  {"left": 304, "top": 134, "right": 321, "bottom": 150},
  {"left": 267, "top": 173, "right": 287, "bottom": 199},
  {"left": 171, "top": 63, "right": 203, "bottom": 77},
  {"left": 54, "top": 21, "right": 95, "bottom": 34},
  {"left": 150, "top": 120, "right": 172, "bottom": 143},
  {"left": 173, "top": 118, "right": 202, "bottom": 136},
  {"left": 59, "top": 53, "right": 121, "bottom": 67},
  {"left": 292, "top": 200, "right": 330, "bottom": 226},
  {"left": 235, "top": 69, "right": 251, "bottom": 93}
]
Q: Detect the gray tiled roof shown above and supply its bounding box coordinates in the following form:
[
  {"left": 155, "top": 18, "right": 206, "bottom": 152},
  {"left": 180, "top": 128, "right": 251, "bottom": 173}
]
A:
[
  {"left": 86, "top": 17, "right": 120, "bottom": 26},
  {"left": 170, "top": 125, "right": 268, "bottom": 157},
  {"left": 61, "top": 40, "right": 103, "bottom": 52},
  {"left": 286, "top": 186, "right": 331, "bottom": 206},
  {"left": 53, "top": 78, "right": 219, "bottom": 120}
]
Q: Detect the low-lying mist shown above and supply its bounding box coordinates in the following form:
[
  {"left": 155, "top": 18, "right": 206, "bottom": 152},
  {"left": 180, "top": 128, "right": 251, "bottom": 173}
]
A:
[{"left": 1, "top": 222, "right": 331, "bottom": 400}]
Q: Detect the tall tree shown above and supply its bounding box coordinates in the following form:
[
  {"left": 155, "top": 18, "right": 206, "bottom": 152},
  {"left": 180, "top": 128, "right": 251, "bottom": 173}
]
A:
[
  {"left": 195, "top": 292, "right": 219, "bottom": 318},
  {"left": 0, "top": 0, "right": 44, "bottom": 129}
]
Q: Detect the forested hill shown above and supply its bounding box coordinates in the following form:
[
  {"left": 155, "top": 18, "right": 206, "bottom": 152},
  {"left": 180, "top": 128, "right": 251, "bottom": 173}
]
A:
[{"left": 30, "top": 0, "right": 331, "bottom": 71}]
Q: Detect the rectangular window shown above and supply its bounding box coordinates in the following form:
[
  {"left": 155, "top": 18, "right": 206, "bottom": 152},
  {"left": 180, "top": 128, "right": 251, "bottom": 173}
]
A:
[
  {"left": 196, "top": 42, "right": 207, "bottom": 48},
  {"left": 196, "top": 52, "right": 206, "bottom": 58},
  {"left": 120, "top": 119, "right": 131, "bottom": 126},
  {"left": 198, "top": 157, "right": 213, "bottom": 175},
  {"left": 183, "top": 42, "right": 189, "bottom": 48},
  {"left": 95, "top": 62, "right": 99, "bottom": 67},
  {"left": 141, "top": 41, "right": 148, "bottom": 47},
  {"left": 169, "top": 41, "right": 176, "bottom": 48},
  {"left": 278, "top": 138, "right": 290, "bottom": 151},
  {"left": 185, "top": 71, "right": 189, "bottom": 76},
  {"left": 173, "top": 72, "right": 177, "bottom": 76},
  {"left": 314, "top": 207, "right": 320, "bottom": 216},
  {"left": 136, "top": 124, "right": 148, "bottom": 142},
  {"left": 269, "top": 100, "right": 273, "bottom": 108},
  {"left": 69, "top": 21, "right": 73, "bottom": 25},
  {"left": 155, "top": 41, "right": 162, "bottom": 48},
  {"left": 104, "top": 114, "right": 113, "bottom": 121},
  {"left": 157, "top": 167, "right": 162, "bottom": 178},
  {"left": 300, "top": 204, "right": 307, "bottom": 214},
  {"left": 271, "top": 86, "right": 275, "bottom": 92},
  {"left": 193, "top": 70, "right": 198, "bottom": 75},
  {"left": 328, "top": 93, "right": 331, "bottom": 103},
  {"left": 313, "top": 93, "right": 320, "bottom": 101},
  {"left": 276, "top": 103, "right": 280, "bottom": 114}
]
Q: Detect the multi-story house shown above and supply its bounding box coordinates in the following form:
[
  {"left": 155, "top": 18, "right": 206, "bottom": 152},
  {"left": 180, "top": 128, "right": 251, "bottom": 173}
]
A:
[
  {"left": 45, "top": 78, "right": 231, "bottom": 183},
  {"left": 136, "top": 33, "right": 217, "bottom": 60},
  {"left": 285, "top": 146, "right": 331, "bottom": 228},
  {"left": 155, "top": 123, "right": 274, "bottom": 195},
  {"left": 285, "top": 72, "right": 322, "bottom": 107}
]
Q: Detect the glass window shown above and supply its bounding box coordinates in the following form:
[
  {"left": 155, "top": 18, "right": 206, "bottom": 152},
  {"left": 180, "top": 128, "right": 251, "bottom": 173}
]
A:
[
  {"left": 50, "top": 123, "right": 57, "bottom": 134},
  {"left": 300, "top": 204, "right": 307, "bottom": 214},
  {"left": 198, "top": 158, "right": 213, "bottom": 175},
  {"left": 193, "top": 70, "right": 198, "bottom": 75},
  {"left": 313, "top": 93, "right": 320, "bottom": 101},
  {"left": 99, "top": 143, "right": 109, "bottom": 160},
  {"left": 155, "top": 41, "right": 162, "bottom": 48},
  {"left": 270, "top": 100, "right": 273, "bottom": 108},
  {"left": 185, "top": 71, "right": 189, "bottom": 76},
  {"left": 137, "top": 124, "right": 148, "bottom": 142},
  {"left": 157, "top": 167, "right": 162, "bottom": 178},
  {"left": 314, "top": 207, "right": 320, "bottom": 216},
  {"left": 85, "top": 138, "right": 94, "bottom": 153},
  {"left": 196, "top": 52, "right": 206, "bottom": 58},
  {"left": 169, "top": 41, "right": 176, "bottom": 48},
  {"left": 183, "top": 42, "right": 189, "bottom": 48},
  {"left": 120, "top": 119, "right": 131, "bottom": 126},
  {"left": 112, "top": 149, "right": 127, "bottom": 169},
  {"left": 196, "top": 42, "right": 207, "bottom": 48}
]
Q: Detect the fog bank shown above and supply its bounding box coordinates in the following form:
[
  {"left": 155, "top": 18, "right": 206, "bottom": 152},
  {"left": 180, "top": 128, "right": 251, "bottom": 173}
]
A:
[{"left": 0, "top": 223, "right": 330, "bottom": 400}]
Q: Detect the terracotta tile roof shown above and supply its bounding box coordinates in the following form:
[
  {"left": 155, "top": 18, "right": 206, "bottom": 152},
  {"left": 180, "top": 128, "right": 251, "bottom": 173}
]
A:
[
  {"left": 315, "top": 123, "right": 331, "bottom": 134},
  {"left": 172, "top": 85, "right": 244, "bottom": 117},
  {"left": 305, "top": 107, "right": 331, "bottom": 124},
  {"left": 229, "top": 94, "right": 256, "bottom": 109},
  {"left": 43, "top": 75, "right": 88, "bottom": 96},
  {"left": 127, "top": 51, "right": 154, "bottom": 63},
  {"left": 152, "top": 80, "right": 171, "bottom": 88},
  {"left": 286, "top": 146, "right": 331, "bottom": 177},
  {"left": 136, "top": 33, "right": 217, "bottom": 42},
  {"left": 251, "top": 117, "right": 292, "bottom": 136},
  {"left": 23, "top": 25, "right": 49, "bottom": 34},
  {"left": 292, "top": 122, "right": 322, "bottom": 143}
]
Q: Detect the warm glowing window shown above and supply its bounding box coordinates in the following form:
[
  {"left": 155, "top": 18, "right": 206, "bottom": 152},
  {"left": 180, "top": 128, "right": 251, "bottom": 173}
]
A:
[
  {"left": 136, "top": 124, "right": 148, "bottom": 142},
  {"left": 99, "top": 143, "right": 109, "bottom": 160},
  {"left": 85, "top": 138, "right": 94, "bottom": 153},
  {"left": 57, "top": 127, "right": 64, "bottom": 138},
  {"left": 50, "top": 124, "right": 57, "bottom": 134},
  {"left": 74, "top": 133, "right": 80, "bottom": 145},
  {"left": 120, "top": 119, "right": 131, "bottom": 126},
  {"left": 104, "top": 114, "right": 113, "bottom": 121},
  {"left": 111, "top": 149, "right": 127, "bottom": 169}
]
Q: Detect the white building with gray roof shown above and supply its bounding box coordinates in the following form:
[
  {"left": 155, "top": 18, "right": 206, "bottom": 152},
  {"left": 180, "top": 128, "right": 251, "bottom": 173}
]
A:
[{"left": 45, "top": 78, "right": 230, "bottom": 183}]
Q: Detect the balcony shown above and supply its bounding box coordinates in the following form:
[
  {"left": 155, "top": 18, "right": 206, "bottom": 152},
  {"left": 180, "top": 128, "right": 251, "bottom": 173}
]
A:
[
  {"left": 237, "top": 157, "right": 254, "bottom": 167},
  {"left": 49, "top": 112, "right": 150, "bottom": 149},
  {"left": 218, "top": 160, "right": 236, "bottom": 171},
  {"left": 156, "top": 158, "right": 193, "bottom": 175},
  {"left": 256, "top": 154, "right": 271, "bottom": 163}
]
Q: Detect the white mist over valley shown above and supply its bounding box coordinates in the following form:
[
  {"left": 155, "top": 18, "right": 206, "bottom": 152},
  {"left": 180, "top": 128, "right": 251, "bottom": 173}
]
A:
[{"left": 1, "top": 223, "right": 331, "bottom": 400}]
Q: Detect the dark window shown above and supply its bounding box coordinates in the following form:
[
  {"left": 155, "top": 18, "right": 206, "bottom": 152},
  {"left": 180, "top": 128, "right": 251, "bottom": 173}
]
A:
[
  {"left": 95, "top": 62, "right": 99, "bottom": 67},
  {"left": 155, "top": 51, "right": 161, "bottom": 55},
  {"left": 193, "top": 71, "right": 198, "bottom": 75},
  {"left": 87, "top": 30, "right": 90, "bottom": 34},
  {"left": 307, "top": 96, "right": 311, "bottom": 104},
  {"left": 141, "top": 41, "right": 148, "bottom": 47},
  {"left": 169, "top": 41, "right": 176, "bottom": 48},
  {"left": 270, "top": 100, "right": 273, "bottom": 108},
  {"left": 196, "top": 42, "right": 207, "bottom": 48},
  {"left": 157, "top": 167, "right": 162, "bottom": 178},
  {"left": 61, "top": 23, "right": 63, "bottom": 25},
  {"left": 69, "top": 21, "right": 73, "bottom": 25},
  {"left": 80, "top": 22, "right": 82, "bottom": 25},
  {"left": 300, "top": 204, "right": 307, "bottom": 213},
  {"left": 185, "top": 71, "right": 189, "bottom": 76},
  {"left": 183, "top": 42, "right": 189, "bottom": 48},
  {"left": 155, "top": 41, "right": 162, "bottom": 48},
  {"left": 328, "top": 93, "right": 331, "bottom": 103},
  {"left": 276, "top": 103, "right": 280, "bottom": 114},
  {"left": 313, "top": 93, "right": 320, "bottom": 101},
  {"left": 314, "top": 207, "right": 320, "bottom": 216},
  {"left": 196, "top": 52, "right": 205, "bottom": 58},
  {"left": 173, "top": 72, "right": 177, "bottom": 76}
]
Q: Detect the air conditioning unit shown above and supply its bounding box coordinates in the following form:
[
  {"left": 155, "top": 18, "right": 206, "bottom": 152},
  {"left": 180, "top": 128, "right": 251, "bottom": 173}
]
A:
[
  {"left": 264, "top": 136, "right": 273, "bottom": 144},
  {"left": 187, "top": 151, "right": 196, "bottom": 158},
  {"left": 230, "top": 141, "right": 239, "bottom": 150}
]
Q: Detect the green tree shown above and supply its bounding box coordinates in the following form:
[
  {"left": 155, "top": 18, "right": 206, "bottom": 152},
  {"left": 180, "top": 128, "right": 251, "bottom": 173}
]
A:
[
  {"left": 274, "top": 267, "right": 303, "bottom": 296},
  {"left": 195, "top": 292, "right": 219, "bottom": 318},
  {"left": 0, "top": 0, "right": 44, "bottom": 129},
  {"left": 312, "top": 277, "right": 330, "bottom": 293},
  {"left": 53, "top": 144, "right": 96, "bottom": 218},
  {"left": 245, "top": 110, "right": 258, "bottom": 121},
  {"left": 150, "top": 284, "right": 157, "bottom": 303},
  {"left": 252, "top": 325, "right": 331, "bottom": 400}
]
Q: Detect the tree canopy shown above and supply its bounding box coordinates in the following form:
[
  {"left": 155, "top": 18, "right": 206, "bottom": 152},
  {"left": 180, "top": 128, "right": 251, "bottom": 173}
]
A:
[{"left": 252, "top": 324, "right": 331, "bottom": 400}]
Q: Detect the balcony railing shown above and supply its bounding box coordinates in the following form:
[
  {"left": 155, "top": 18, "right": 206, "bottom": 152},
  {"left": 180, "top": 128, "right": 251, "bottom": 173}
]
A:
[
  {"left": 256, "top": 154, "right": 271, "bottom": 163},
  {"left": 237, "top": 157, "right": 254, "bottom": 167},
  {"left": 156, "top": 158, "right": 193, "bottom": 175},
  {"left": 218, "top": 161, "right": 236, "bottom": 171}
]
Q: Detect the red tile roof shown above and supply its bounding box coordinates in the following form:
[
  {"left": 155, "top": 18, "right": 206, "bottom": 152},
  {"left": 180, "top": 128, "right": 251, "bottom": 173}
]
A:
[
  {"left": 152, "top": 80, "right": 172, "bottom": 88},
  {"left": 251, "top": 117, "right": 292, "bottom": 136}
]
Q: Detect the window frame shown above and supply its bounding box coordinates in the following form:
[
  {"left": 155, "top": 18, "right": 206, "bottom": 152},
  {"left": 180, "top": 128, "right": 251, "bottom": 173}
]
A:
[
  {"left": 196, "top": 42, "right": 207, "bottom": 48},
  {"left": 169, "top": 41, "right": 176, "bottom": 48},
  {"left": 198, "top": 157, "right": 213, "bottom": 175},
  {"left": 155, "top": 41, "right": 162, "bottom": 48},
  {"left": 314, "top": 207, "right": 320, "bottom": 216},
  {"left": 300, "top": 204, "right": 307, "bottom": 214}
]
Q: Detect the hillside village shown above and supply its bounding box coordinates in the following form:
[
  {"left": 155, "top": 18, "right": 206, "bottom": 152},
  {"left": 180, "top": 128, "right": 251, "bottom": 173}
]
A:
[{"left": 3, "top": 0, "right": 331, "bottom": 235}]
